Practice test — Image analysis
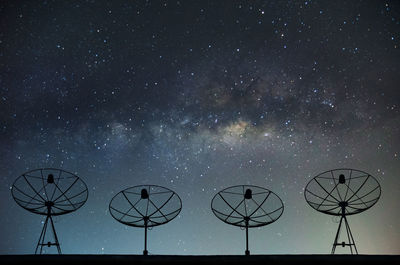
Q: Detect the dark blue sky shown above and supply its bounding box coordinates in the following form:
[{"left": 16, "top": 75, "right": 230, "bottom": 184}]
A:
[{"left": 1, "top": 0, "right": 399, "bottom": 255}]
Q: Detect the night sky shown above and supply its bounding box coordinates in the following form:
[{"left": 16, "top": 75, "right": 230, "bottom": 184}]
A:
[{"left": 1, "top": 0, "right": 399, "bottom": 255}]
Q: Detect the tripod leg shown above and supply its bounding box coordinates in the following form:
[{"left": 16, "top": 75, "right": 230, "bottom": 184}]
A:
[
  {"left": 143, "top": 223, "right": 148, "bottom": 255},
  {"left": 245, "top": 225, "right": 250, "bottom": 256},
  {"left": 343, "top": 216, "right": 353, "bottom": 254},
  {"left": 49, "top": 215, "right": 62, "bottom": 254},
  {"left": 40, "top": 218, "right": 48, "bottom": 254},
  {"left": 344, "top": 217, "right": 358, "bottom": 254},
  {"left": 332, "top": 216, "right": 343, "bottom": 254},
  {"left": 36, "top": 215, "right": 49, "bottom": 254}
]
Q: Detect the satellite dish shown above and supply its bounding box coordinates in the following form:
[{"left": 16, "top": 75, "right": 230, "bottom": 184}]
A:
[
  {"left": 11, "top": 168, "right": 88, "bottom": 254},
  {"left": 211, "top": 185, "right": 284, "bottom": 255},
  {"left": 305, "top": 168, "right": 381, "bottom": 254},
  {"left": 109, "top": 185, "right": 182, "bottom": 255}
]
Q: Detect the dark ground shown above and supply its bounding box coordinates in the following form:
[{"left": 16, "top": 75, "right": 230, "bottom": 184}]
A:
[{"left": 1, "top": 255, "right": 399, "bottom": 265}]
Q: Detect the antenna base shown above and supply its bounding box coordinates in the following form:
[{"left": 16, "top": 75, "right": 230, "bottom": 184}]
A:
[
  {"left": 35, "top": 215, "right": 61, "bottom": 254},
  {"left": 331, "top": 215, "right": 358, "bottom": 254}
]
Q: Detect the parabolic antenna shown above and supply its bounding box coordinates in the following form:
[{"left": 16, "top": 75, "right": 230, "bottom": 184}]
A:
[
  {"left": 11, "top": 168, "right": 88, "bottom": 254},
  {"left": 109, "top": 185, "right": 182, "bottom": 255},
  {"left": 304, "top": 168, "right": 381, "bottom": 254},
  {"left": 211, "top": 185, "right": 284, "bottom": 255}
]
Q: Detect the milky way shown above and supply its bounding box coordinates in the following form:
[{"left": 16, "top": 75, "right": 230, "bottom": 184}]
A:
[{"left": 0, "top": 0, "right": 399, "bottom": 255}]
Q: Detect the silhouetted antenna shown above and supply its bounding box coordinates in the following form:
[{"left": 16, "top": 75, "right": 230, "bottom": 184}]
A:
[
  {"left": 109, "top": 185, "right": 182, "bottom": 255},
  {"left": 11, "top": 168, "right": 88, "bottom": 254},
  {"left": 305, "top": 168, "right": 381, "bottom": 254},
  {"left": 211, "top": 185, "right": 284, "bottom": 255}
]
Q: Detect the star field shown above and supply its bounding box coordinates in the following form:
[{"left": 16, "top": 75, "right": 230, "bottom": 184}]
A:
[{"left": 0, "top": 0, "right": 399, "bottom": 255}]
